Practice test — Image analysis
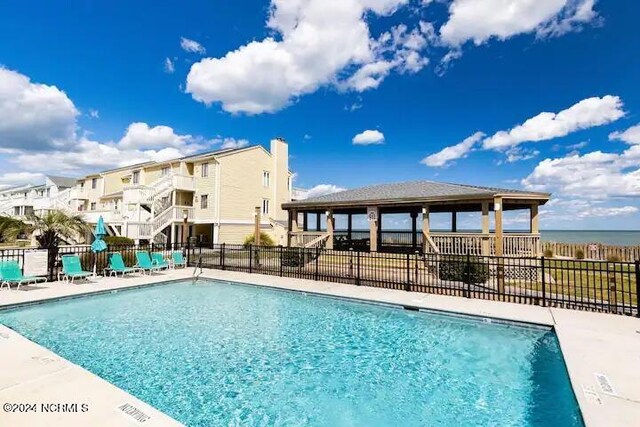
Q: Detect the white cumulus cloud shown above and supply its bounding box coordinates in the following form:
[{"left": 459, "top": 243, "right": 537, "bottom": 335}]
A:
[
  {"left": 352, "top": 129, "right": 385, "bottom": 145},
  {"left": 0, "top": 67, "right": 78, "bottom": 151},
  {"left": 421, "top": 131, "right": 484, "bottom": 167},
  {"left": 118, "top": 122, "right": 197, "bottom": 151},
  {"left": 440, "top": 0, "right": 599, "bottom": 47},
  {"left": 185, "top": 0, "right": 437, "bottom": 114},
  {"left": 0, "top": 68, "right": 247, "bottom": 179},
  {"left": 609, "top": 123, "right": 640, "bottom": 145},
  {"left": 482, "top": 95, "right": 624, "bottom": 150},
  {"left": 0, "top": 172, "right": 46, "bottom": 189}
]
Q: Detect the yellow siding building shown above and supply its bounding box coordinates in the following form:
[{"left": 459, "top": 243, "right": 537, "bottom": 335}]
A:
[{"left": 69, "top": 138, "right": 292, "bottom": 245}]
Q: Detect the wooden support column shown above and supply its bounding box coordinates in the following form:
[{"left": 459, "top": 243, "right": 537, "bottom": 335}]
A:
[
  {"left": 368, "top": 207, "right": 379, "bottom": 252},
  {"left": 494, "top": 197, "right": 505, "bottom": 292},
  {"left": 410, "top": 211, "right": 418, "bottom": 251},
  {"left": 303, "top": 212, "right": 308, "bottom": 232},
  {"left": 481, "top": 201, "right": 490, "bottom": 255},
  {"left": 347, "top": 213, "right": 353, "bottom": 243},
  {"left": 286, "top": 210, "right": 293, "bottom": 246},
  {"left": 530, "top": 202, "right": 540, "bottom": 255},
  {"left": 316, "top": 212, "right": 321, "bottom": 231},
  {"left": 451, "top": 211, "right": 457, "bottom": 232},
  {"left": 422, "top": 206, "right": 430, "bottom": 253},
  {"left": 326, "top": 210, "right": 334, "bottom": 250},
  {"left": 290, "top": 209, "right": 299, "bottom": 246},
  {"left": 494, "top": 197, "right": 503, "bottom": 256},
  {"left": 530, "top": 203, "right": 539, "bottom": 233}
]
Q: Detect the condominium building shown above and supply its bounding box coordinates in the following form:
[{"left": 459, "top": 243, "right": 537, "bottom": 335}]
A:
[
  {"left": 67, "top": 138, "right": 293, "bottom": 245},
  {"left": 0, "top": 175, "right": 77, "bottom": 219}
]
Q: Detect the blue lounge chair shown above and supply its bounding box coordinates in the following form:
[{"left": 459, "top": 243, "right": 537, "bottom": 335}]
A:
[
  {"left": 151, "top": 252, "right": 170, "bottom": 270},
  {"left": 135, "top": 251, "right": 164, "bottom": 275},
  {"left": 0, "top": 260, "right": 47, "bottom": 290},
  {"left": 171, "top": 251, "right": 187, "bottom": 269},
  {"left": 105, "top": 252, "right": 140, "bottom": 277},
  {"left": 60, "top": 255, "right": 92, "bottom": 284}
]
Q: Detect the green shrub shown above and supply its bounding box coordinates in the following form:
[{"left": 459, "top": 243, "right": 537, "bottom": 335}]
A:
[
  {"left": 575, "top": 249, "right": 585, "bottom": 260},
  {"left": 439, "top": 257, "right": 488, "bottom": 284},
  {"left": 104, "top": 236, "right": 135, "bottom": 246},
  {"left": 606, "top": 254, "right": 621, "bottom": 262},
  {"left": 281, "top": 248, "right": 304, "bottom": 267},
  {"left": 243, "top": 232, "right": 275, "bottom": 247},
  {"left": 543, "top": 249, "right": 554, "bottom": 258}
]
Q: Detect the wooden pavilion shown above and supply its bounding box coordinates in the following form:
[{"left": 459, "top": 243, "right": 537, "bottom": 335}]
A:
[{"left": 283, "top": 180, "right": 550, "bottom": 257}]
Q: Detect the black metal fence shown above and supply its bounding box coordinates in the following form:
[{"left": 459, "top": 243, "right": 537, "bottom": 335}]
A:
[
  {"left": 193, "top": 243, "right": 639, "bottom": 317},
  {"left": 0, "top": 243, "right": 190, "bottom": 282},
  {"left": 2, "top": 243, "right": 638, "bottom": 316}
]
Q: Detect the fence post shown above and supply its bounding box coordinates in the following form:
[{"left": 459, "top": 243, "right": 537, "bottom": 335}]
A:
[
  {"left": 249, "top": 244, "right": 253, "bottom": 273},
  {"left": 221, "top": 243, "right": 225, "bottom": 270},
  {"left": 405, "top": 252, "right": 411, "bottom": 291},
  {"left": 635, "top": 260, "right": 640, "bottom": 317},
  {"left": 464, "top": 251, "right": 471, "bottom": 298},
  {"left": 414, "top": 251, "right": 419, "bottom": 289},
  {"left": 315, "top": 246, "right": 320, "bottom": 281},
  {"left": 186, "top": 238, "right": 191, "bottom": 267},
  {"left": 356, "top": 250, "right": 361, "bottom": 286},
  {"left": 279, "top": 245, "right": 284, "bottom": 277},
  {"left": 541, "top": 256, "right": 546, "bottom": 307}
]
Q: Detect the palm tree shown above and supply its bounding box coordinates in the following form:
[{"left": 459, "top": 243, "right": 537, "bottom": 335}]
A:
[
  {"left": 27, "top": 209, "right": 89, "bottom": 246},
  {"left": 3, "top": 210, "right": 91, "bottom": 275},
  {"left": 0, "top": 215, "right": 30, "bottom": 243}
]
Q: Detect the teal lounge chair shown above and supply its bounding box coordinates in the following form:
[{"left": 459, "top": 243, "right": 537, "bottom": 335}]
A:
[
  {"left": 135, "top": 251, "right": 164, "bottom": 275},
  {"left": 60, "top": 255, "right": 92, "bottom": 284},
  {"left": 171, "top": 251, "right": 187, "bottom": 269},
  {"left": 105, "top": 252, "right": 140, "bottom": 277},
  {"left": 151, "top": 252, "right": 170, "bottom": 270},
  {"left": 0, "top": 260, "right": 47, "bottom": 290}
]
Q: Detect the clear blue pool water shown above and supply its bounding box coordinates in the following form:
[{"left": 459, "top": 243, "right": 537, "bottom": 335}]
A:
[{"left": 0, "top": 281, "right": 582, "bottom": 426}]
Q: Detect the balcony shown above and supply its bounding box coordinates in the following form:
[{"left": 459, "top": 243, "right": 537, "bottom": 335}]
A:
[
  {"left": 172, "top": 174, "right": 196, "bottom": 191},
  {"left": 123, "top": 186, "right": 154, "bottom": 205},
  {"left": 81, "top": 210, "right": 123, "bottom": 224},
  {"left": 69, "top": 188, "right": 89, "bottom": 200}
]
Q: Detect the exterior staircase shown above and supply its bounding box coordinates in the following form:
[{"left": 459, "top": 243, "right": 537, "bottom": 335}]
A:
[{"left": 121, "top": 172, "right": 195, "bottom": 243}]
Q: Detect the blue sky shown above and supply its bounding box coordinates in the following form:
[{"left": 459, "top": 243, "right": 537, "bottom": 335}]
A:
[{"left": 0, "top": 0, "right": 639, "bottom": 229}]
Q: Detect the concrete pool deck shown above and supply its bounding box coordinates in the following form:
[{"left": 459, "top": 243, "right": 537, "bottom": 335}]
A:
[{"left": 0, "top": 268, "right": 638, "bottom": 426}]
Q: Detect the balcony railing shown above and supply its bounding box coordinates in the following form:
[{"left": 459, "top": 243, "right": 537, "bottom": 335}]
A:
[
  {"left": 126, "top": 222, "right": 153, "bottom": 239},
  {"left": 289, "top": 231, "right": 541, "bottom": 257},
  {"left": 172, "top": 175, "right": 196, "bottom": 191}
]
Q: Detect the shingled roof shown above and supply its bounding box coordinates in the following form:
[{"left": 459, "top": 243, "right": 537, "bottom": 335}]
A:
[{"left": 284, "top": 180, "right": 550, "bottom": 209}]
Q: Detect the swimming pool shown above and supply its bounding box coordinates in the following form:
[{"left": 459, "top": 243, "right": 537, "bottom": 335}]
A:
[{"left": 0, "top": 280, "right": 582, "bottom": 426}]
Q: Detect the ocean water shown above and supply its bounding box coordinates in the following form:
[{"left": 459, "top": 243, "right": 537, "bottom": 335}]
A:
[
  {"left": 540, "top": 230, "right": 640, "bottom": 246},
  {"left": 0, "top": 281, "right": 582, "bottom": 427}
]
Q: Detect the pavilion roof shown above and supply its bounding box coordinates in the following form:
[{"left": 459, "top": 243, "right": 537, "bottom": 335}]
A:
[{"left": 283, "top": 180, "right": 550, "bottom": 210}]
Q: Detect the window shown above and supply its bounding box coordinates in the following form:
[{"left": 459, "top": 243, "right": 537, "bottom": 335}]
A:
[
  {"left": 262, "top": 171, "right": 270, "bottom": 188},
  {"left": 91, "top": 178, "right": 97, "bottom": 189},
  {"left": 262, "top": 199, "right": 270, "bottom": 215},
  {"left": 201, "top": 162, "right": 209, "bottom": 177},
  {"left": 161, "top": 167, "right": 170, "bottom": 176},
  {"left": 132, "top": 171, "right": 140, "bottom": 184},
  {"left": 80, "top": 181, "right": 84, "bottom": 190},
  {"left": 90, "top": 202, "right": 96, "bottom": 211},
  {"left": 200, "top": 194, "right": 208, "bottom": 209}
]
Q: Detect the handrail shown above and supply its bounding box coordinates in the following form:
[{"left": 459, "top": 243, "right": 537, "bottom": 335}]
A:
[
  {"left": 424, "top": 235, "right": 440, "bottom": 254},
  {"left": 304, "top": 233, "right": 330, "bottom": 249}
]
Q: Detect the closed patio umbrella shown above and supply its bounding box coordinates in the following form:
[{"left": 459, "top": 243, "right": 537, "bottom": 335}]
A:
[{"left": 91, "top": 216, "right": 108, "bottom": 277}]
